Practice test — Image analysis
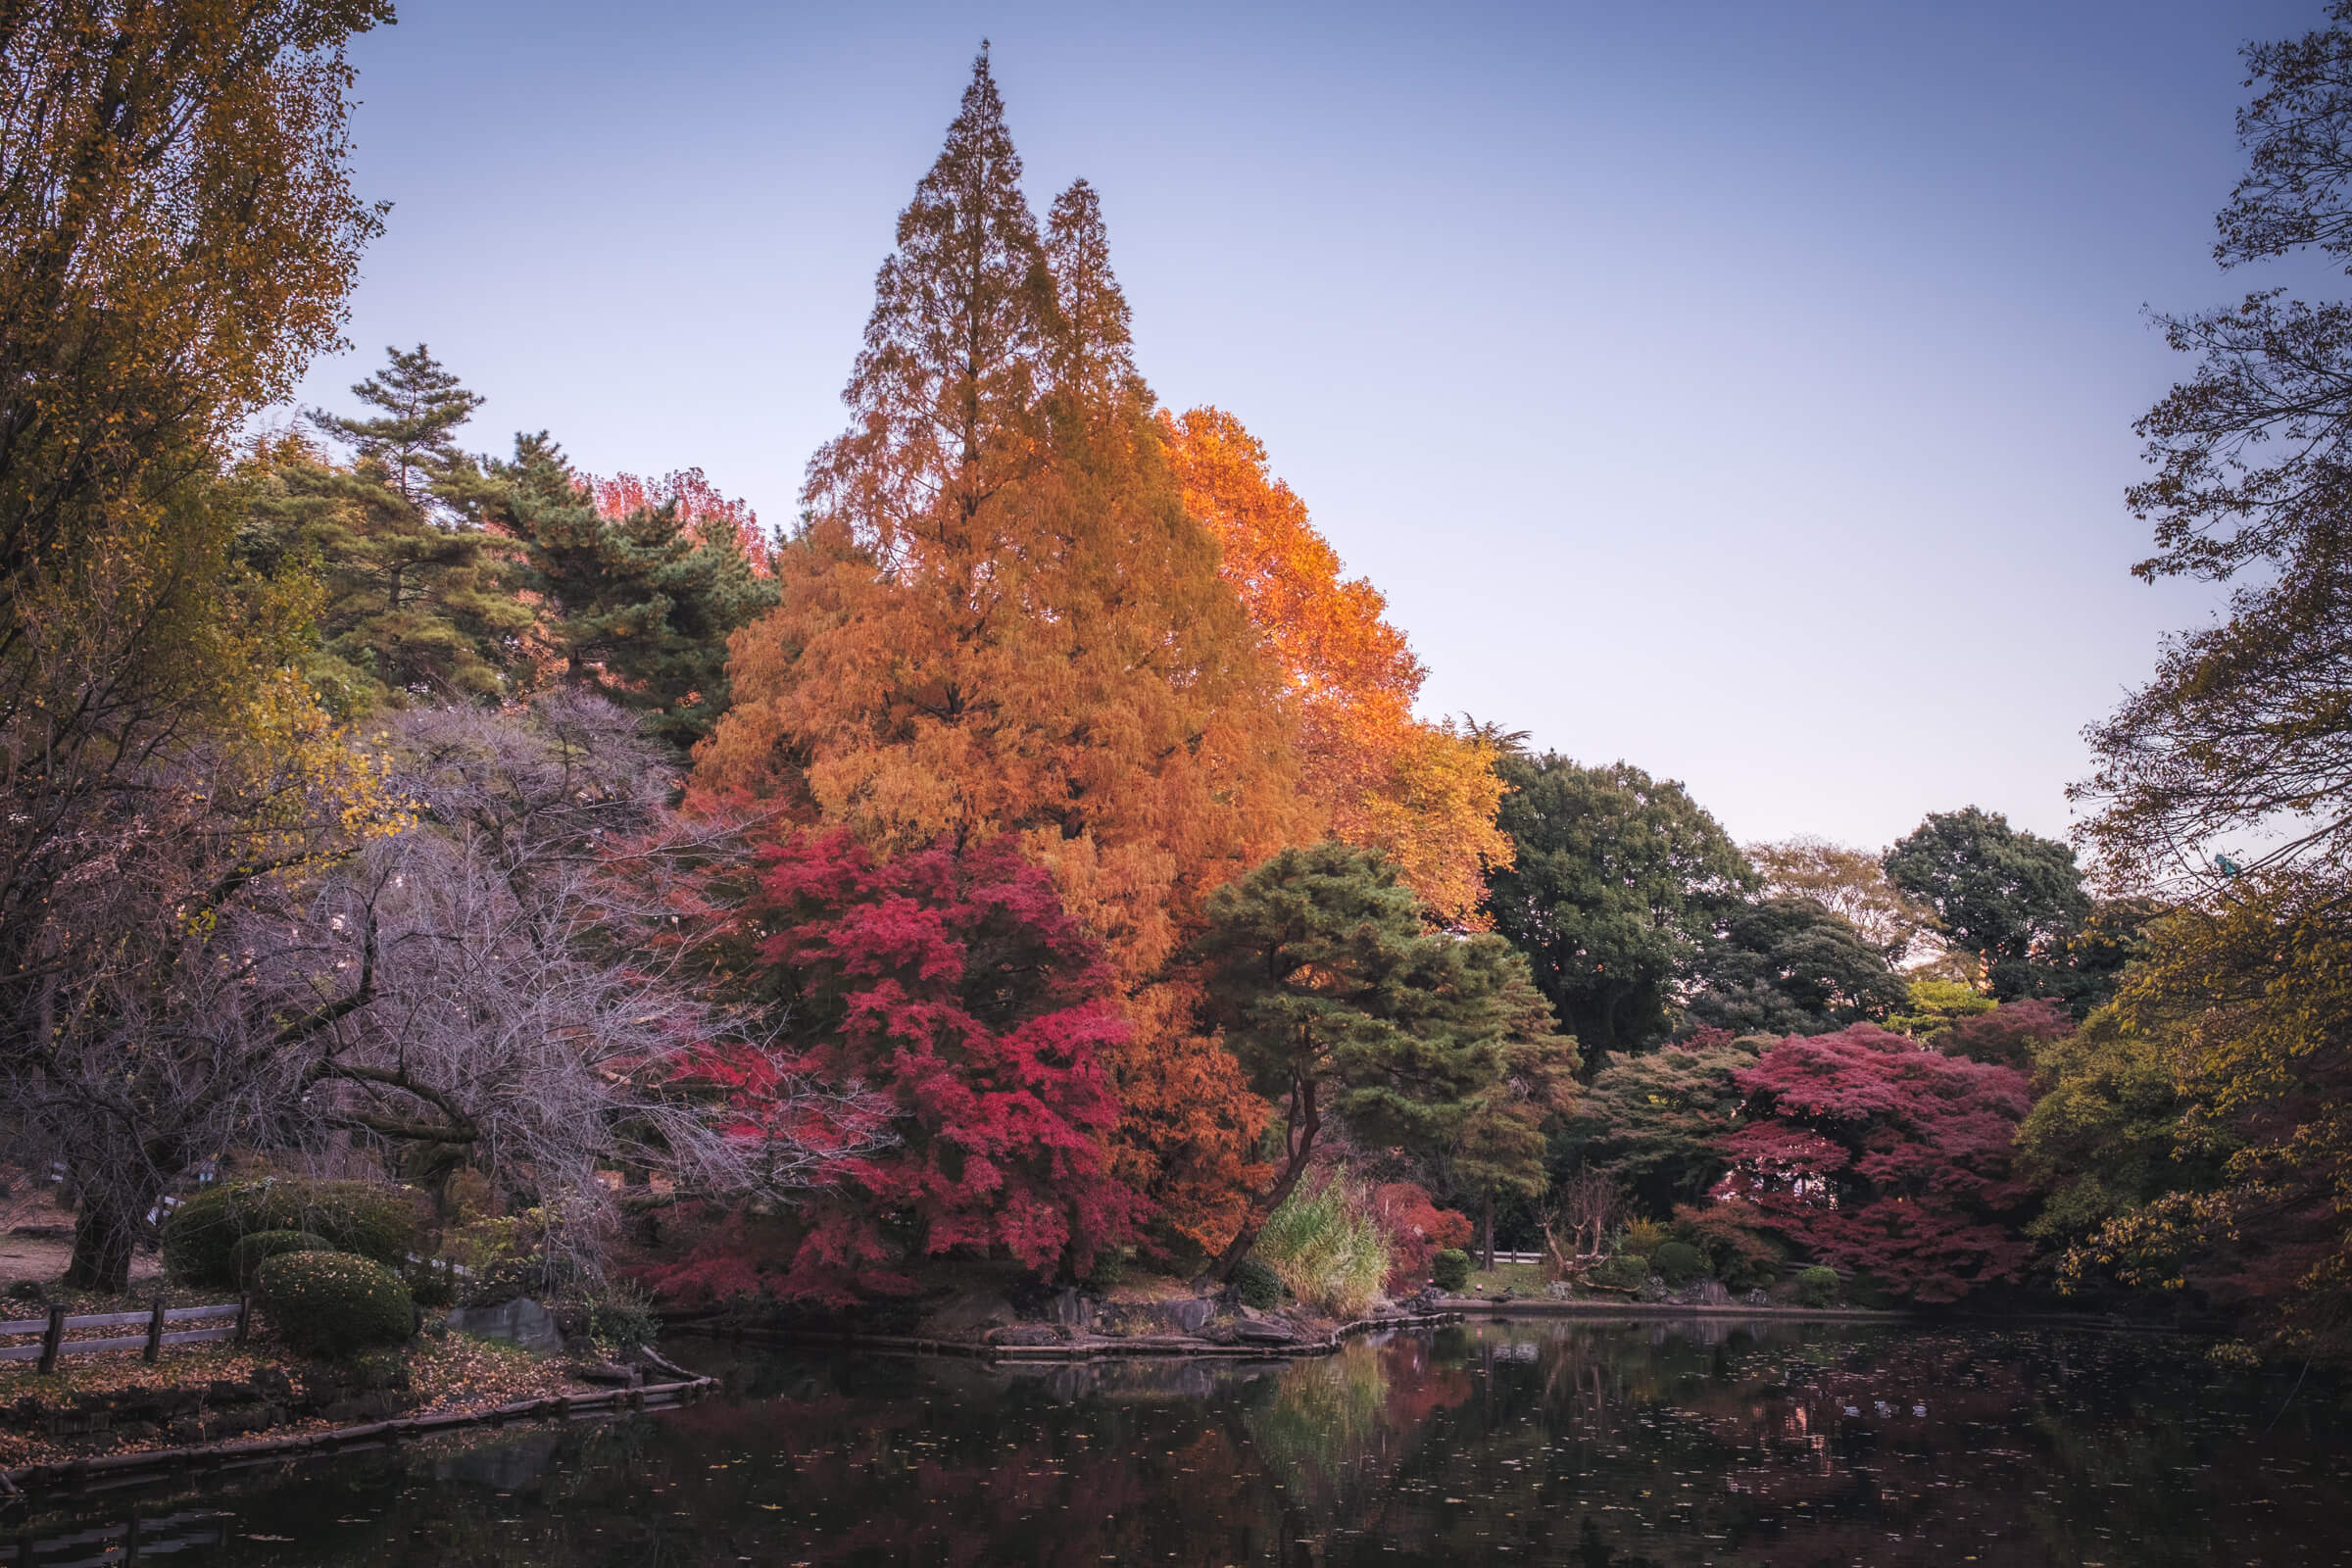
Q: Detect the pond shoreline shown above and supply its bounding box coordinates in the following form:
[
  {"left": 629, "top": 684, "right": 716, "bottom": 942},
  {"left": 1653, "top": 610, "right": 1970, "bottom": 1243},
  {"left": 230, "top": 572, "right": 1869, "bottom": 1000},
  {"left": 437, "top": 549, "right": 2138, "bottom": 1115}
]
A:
[
  {"left": 679, "top": 1307, "right": 1467, "bottom": 1362},
  {"left": 0, "top": 1375, "right": 719, "bottom": 1502}
]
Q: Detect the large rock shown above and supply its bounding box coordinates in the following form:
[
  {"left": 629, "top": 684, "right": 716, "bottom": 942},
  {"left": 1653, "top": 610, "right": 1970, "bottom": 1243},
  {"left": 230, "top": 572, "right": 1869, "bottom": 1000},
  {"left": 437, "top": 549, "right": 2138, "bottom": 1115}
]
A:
[
  {"left": 447, "top": 1297, "right": 564, "bottom": 1354},
  {"left": 1234, "top": 1317, "right": 1301, "bottom": 1346}
]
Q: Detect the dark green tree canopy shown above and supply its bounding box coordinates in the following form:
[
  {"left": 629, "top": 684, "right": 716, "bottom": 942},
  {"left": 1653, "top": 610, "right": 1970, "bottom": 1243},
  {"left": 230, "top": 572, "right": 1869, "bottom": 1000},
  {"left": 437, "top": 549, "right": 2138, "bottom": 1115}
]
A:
[
  {"left": 1483, "top": 755, "right": 1754, "bottom": 1056},
  {"left": 1683, "top": 894, "right": 1908, "bottom": 1037},
  {"left": 1885, "top": 808, "right": 2091, "bottom": 1004},
  {"left": 1195, "top": 842, "right": 1560, "bottom": 1266},
  {"left": 484, "top": 436, "right": 777, "bottom": 751},
  {"left": 1553, "top": 1033, "right": 1764, "bottom": 1216}
]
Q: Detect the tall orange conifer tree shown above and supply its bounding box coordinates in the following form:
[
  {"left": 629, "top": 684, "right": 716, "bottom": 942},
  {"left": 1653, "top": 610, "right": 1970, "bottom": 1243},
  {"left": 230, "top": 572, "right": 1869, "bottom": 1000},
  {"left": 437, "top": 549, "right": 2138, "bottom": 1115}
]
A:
[
  {"left": 700, "top": 51, "right": 1309, "bottom": 1254},
  {"left": 1161, "top": 408, "right": 1512, "bottom": 926}
]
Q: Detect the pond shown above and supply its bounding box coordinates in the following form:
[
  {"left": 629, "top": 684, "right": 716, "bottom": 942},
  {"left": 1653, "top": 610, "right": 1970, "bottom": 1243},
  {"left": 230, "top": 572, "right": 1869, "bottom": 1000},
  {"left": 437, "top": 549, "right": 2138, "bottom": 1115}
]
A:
[{"left": 7, "top": 1316, "right": 2351, "bottom": 1566}]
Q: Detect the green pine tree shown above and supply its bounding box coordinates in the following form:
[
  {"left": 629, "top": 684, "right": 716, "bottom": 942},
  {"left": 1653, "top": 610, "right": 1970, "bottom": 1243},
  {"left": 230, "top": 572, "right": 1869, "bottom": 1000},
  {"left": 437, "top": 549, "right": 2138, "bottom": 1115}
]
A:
[
  {"left": 488, "top": 435, "right": 776, "bottom": 750},
  {"left": 242, "top": 346, "right": 526, "bottom": 711},
  {"left": 1194, "top": 842, "right": 1567, "bottom": 1274}
]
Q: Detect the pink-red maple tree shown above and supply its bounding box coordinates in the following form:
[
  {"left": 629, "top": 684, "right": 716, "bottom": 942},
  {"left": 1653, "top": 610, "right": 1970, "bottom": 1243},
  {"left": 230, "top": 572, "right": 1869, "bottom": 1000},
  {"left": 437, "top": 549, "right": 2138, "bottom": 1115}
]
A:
[
  {"left": 1714, "top": 1024, "right": 2035, "bottom": 1303},
  {"left": 670, "top": 829, "right": 1143, "bottom": 1303},
  {"left": 1371, "top": 1181, "right": 1473, "bottom": 1295}
]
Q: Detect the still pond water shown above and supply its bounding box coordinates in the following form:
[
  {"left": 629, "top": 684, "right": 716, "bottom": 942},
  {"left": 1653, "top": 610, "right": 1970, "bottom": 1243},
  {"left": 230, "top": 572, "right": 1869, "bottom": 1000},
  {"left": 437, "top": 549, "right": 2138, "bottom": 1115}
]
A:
[{"left": 9, "top": 1317, "right": 2352, "bottom": 1566}]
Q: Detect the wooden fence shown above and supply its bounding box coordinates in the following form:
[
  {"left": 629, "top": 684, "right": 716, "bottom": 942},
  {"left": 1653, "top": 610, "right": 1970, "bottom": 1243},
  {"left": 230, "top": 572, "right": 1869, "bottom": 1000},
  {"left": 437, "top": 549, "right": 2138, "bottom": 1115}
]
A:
[{"left": 0, "top": 1298, "right": 249, "bottom": 1374}]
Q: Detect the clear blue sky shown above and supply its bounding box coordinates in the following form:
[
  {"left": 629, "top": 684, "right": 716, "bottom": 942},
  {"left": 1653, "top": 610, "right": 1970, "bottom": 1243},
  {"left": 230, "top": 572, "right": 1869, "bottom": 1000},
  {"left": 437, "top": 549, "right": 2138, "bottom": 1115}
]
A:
[{"left": 290, "top": 0, "right": 2320, "bottom": 854}]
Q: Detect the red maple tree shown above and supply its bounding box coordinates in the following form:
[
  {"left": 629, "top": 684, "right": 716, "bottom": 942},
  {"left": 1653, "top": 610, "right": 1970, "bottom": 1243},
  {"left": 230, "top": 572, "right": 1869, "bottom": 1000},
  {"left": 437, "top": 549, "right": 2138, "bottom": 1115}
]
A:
[
  {"left": 1714, "top": 1024, "right": 2034, "bottom": 1303},
  {"left": 671, "top": 829, "right": 1143, "bottom": 1303},
  {"left": 1371, "top": 1181, "right": 1473, "bottom": 1294}
]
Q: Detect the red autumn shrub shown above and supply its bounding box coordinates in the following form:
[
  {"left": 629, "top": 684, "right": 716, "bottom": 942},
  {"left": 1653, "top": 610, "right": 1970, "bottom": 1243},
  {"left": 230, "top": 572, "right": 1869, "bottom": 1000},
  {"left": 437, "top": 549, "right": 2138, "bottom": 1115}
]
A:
[
  {"left": 1714, "top": 1023, "right": 2034, "bottom": 1303},
  {"left": 681, "top": 830, "right": 1144, "bottom": 1303},
  {"left": 1371, "top": 1182, "right": 1473, "bottom": 1295}
]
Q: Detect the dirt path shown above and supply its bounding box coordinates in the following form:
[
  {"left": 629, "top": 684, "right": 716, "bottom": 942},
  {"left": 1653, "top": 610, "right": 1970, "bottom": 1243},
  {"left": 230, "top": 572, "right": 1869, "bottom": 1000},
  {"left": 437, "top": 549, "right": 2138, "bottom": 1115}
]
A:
[{"left": 0, "top": 1192, "right": 162, "bottom": 1289}]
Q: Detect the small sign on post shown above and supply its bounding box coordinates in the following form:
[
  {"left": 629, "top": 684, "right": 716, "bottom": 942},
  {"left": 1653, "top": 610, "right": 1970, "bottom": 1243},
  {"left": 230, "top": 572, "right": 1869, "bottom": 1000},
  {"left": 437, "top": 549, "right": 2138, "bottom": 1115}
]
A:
[
  {"left": 143, "top": 1297, "right": 166, "bottom": 1363},
  {"left": 234, "top": 1293, "right": 252, "bottom": 1345},
  {"left": 37, "top": 1304, "right": 65, "bottom": 1374}
]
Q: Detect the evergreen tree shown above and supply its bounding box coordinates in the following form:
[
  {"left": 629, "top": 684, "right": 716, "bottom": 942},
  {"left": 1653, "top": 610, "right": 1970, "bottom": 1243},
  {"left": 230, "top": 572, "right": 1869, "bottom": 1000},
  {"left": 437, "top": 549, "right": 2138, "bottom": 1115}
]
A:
[
  {"left": 245, "top": 347, "right": 525, "bottom": 710},
  {"left": 311, "top": 343, "right": 485, "bottom": 514},
  {"left": 1484, "top": 755, "right": 1754, "bottom": 1055},
  {"left": 1193, "top": 843, "right": 1562, "bottom": 1273},
  {"left": 1683, "top": 894, "right": 1909, "bottom": 1037},
  {"left": 1884, "top": 808, "right": 2092, "bottom": 1005},
  {"left": 487, "top": 435, "right": 776, "bottom": 750}
]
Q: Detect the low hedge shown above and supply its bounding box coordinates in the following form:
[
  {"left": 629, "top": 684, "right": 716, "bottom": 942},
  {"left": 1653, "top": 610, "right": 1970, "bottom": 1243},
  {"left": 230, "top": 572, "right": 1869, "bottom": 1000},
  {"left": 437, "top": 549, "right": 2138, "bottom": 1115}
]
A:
[
  {"left": 1591, "top": 1251, "right": 1647, "bottom": 1291},
  {"left": 1794, "top": 1265, "right": 1839, "bottom": 1307},
  {"left": 229, "top": 1229, "right": 331, "bottom": 1289},
  {"left": 164, "top": 1179, "right": 422, "bottom": 1287},
  {"left": 256, "top": 1250, "right": 416, "bottom": 1358}
]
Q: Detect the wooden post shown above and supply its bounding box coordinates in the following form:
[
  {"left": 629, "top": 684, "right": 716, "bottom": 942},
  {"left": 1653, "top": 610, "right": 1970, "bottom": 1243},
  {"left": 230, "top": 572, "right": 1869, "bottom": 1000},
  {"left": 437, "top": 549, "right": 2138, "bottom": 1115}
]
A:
[
  {"left": 234, "top": 1293, "right": 252, "bottom": 1345},
  {"left": 143, "top": 1297, "right": 165, "bottom": 1363},
  {"left": 37, "top": 1303, "right": 66, "bottom": 1374}
]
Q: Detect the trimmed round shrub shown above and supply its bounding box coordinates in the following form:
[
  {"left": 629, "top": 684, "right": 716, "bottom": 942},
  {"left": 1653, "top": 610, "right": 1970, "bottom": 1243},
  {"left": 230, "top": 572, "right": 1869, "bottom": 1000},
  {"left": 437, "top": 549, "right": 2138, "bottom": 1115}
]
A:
[
  {"left": 256, "top": 1251, "right": 416, "bottom": 1358},
  {"left": 1592, "top": 1252, "right": 1647, "bottom": 1292},
  {"left": 1232, "top": 1256, "right": 1283, "bottom": 1310},
  {"left": 1653, "top": 1240, "right": 1705, "bottom": 1287},
  {"left": 165, "top": 1179, "right": 422, "bottom": 1287},
  {"left": 229, "top": 1230, "right": 331, "bottom": 1289},
  {"left": 1430, "top": 1249, "right": 1473, "bottom": 1293},
  {"left": 1794, "top": 1265, "right": 1840, "bottom": 1307}
]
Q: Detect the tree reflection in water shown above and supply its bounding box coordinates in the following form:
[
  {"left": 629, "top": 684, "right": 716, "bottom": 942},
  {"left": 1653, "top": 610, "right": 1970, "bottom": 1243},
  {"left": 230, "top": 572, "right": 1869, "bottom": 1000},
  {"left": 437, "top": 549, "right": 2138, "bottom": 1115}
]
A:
[{"left": 10, "top": 1320, "right": 2349, "bottom": 1566}]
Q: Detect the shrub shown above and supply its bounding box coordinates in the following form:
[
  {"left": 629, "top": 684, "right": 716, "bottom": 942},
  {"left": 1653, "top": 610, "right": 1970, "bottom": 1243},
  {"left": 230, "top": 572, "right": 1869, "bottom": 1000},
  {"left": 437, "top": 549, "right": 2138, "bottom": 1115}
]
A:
[
  {"left": 1653, "top": 1240, "right": 1705, "bottom": 1286},
  {"left": 256, "top": 1251, "right": 416, "bottom": 1358},
  {"left": 1232, "top": 1256, "right": 1283, "bottom": 1310},
  {"left": 1084, "top": 1249, "right": 1128, "bottom": 1294},
  {"left": 165, "top": 1179, "right": 422, "bottom": 1287},
  {"left": 1371, "top": 1183, "right": 1473, "bottom": 1295},
  {"left": 229, "top": 1230, "right": 330, "bottom": 1289},
  {"left": 1620, "top": 1217, "right": 1670, "bottom": 1255},
  {"left": 1592, "top": 1252, "right": 1648, "bottom": 1292},
  {"left": 587, "top": 1284, "right": 660, "bottom": 1351},
  {"left": 1430, "top": 1249, "right": 1473, "bottom": 1293},
  {"left": 1795, "top": 1265, "right": 1839, "bottom": 1307},
  {"left": 1670, "top": 1200, "right": 1785, "bottom": 1292},
  {"left": 1254, "top": 1170, "right": 1392, "bottom": 1317}
]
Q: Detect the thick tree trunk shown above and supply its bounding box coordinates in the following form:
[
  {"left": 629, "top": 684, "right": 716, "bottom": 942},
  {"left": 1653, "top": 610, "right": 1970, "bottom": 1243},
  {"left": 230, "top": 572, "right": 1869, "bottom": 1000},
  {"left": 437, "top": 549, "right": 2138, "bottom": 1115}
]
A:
[
  {"left": 1483, "top": 1188, "right": 1495, "bottom": 1272},
  {"left": 64, "top": 1200, "right": 139, "bottom": 1295}
]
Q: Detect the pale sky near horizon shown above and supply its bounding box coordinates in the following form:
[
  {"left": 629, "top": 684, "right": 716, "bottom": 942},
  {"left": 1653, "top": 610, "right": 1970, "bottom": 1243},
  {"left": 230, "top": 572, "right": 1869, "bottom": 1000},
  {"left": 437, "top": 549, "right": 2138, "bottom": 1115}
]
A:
[{"left": 287, "top": 0, "right": 2321, "bottom": 856}]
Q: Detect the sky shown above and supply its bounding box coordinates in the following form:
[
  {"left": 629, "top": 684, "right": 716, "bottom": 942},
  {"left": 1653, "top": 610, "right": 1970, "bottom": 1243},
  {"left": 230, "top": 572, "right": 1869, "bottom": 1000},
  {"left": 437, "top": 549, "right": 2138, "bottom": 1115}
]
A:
[{"left": 289, "top": 0, "right": 2326, "bottom": 854}]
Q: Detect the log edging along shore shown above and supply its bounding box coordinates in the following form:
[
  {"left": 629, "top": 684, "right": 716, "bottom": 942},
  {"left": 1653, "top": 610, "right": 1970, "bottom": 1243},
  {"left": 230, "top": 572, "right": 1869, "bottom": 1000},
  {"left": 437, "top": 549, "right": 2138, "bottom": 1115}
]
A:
[
  {"left": 692, "top": 1308, "right": 1468, "bottom": 1363},
  {"left": 0, "top": 1375, "right": 720, "bottom": 1500}
]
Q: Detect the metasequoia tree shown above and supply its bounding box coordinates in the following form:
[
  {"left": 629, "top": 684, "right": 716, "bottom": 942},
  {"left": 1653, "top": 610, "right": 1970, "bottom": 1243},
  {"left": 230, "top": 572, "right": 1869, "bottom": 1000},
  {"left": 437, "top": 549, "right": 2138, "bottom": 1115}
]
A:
[
  {"left": 697, "top": 830, "right": 1140, "bottom": 1302},
  {"left": 1161, "top": 407, "right": 1511, "bottom": 927},
  {"left": 1716, "top": 1024, "right": 2035, "bottom": 1303},
  {"left": 699, "top": 50, "right": 1305, "bottom": 1250},
  {"left": 1192, "top": 843, "right": 1570, "bottom": 1274}
]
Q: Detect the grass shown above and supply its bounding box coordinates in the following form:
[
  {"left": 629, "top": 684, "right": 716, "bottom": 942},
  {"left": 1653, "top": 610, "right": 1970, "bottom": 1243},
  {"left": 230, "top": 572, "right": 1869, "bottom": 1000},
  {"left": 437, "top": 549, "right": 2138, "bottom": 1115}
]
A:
[
  {"left": 1255, "top": 1170, "right": 1391, "bottom": 1317},
  {"left": 1458, "top": 1262, "right": 1549, "bottom": 1298}
]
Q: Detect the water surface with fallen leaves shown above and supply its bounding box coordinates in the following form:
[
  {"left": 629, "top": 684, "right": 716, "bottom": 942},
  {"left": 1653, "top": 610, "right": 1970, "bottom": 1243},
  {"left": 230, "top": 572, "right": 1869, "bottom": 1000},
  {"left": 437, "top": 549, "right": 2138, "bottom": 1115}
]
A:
[{"left": 8, "top": 1317, "right": 2351, "bottom": 1565}]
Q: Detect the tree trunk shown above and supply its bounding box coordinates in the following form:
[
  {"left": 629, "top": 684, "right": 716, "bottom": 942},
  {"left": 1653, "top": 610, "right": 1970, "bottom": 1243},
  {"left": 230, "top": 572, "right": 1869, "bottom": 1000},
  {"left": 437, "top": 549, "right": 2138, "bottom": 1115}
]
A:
[
  {"left": 64, "top": 1200, "right": 139, "bottom": 1295},
  {"left": 1213, "top": 1076, "right": 1320, "bottom": 1281},
  {"left": 1483, "top": 1188, "right": 1495, "bottom": 1272}
]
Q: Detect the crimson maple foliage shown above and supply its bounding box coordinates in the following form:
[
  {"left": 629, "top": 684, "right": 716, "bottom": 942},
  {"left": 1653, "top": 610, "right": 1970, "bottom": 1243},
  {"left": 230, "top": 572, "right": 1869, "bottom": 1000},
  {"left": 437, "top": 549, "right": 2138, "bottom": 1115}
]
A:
[
  {"left": 684, "top": 830, "right": 1143, "bottom": 1303},
  {"left": 1714, "top": 1024, "right": 2035, "bottom": 1303},
  {"left": 1371, "top": 1182, "right": 1472, "bottom": 1295}
]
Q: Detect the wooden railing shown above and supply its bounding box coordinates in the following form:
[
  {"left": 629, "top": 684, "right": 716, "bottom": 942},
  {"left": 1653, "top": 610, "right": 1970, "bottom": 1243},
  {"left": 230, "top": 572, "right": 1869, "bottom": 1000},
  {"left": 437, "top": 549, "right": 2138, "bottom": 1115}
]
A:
[{"left": 0, "top": 1298, "right": 250, "bottom": 1373}]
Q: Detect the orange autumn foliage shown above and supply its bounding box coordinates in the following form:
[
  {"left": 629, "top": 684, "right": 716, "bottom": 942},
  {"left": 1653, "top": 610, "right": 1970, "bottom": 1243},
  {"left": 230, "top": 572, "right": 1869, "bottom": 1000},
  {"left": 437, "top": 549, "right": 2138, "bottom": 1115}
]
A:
[
  {"left": 1162, "top": 407, "right": 1512, "bottom": 926},
  {"left": 696, "top": 57, "right": 1302, "bottom": 1253}
]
